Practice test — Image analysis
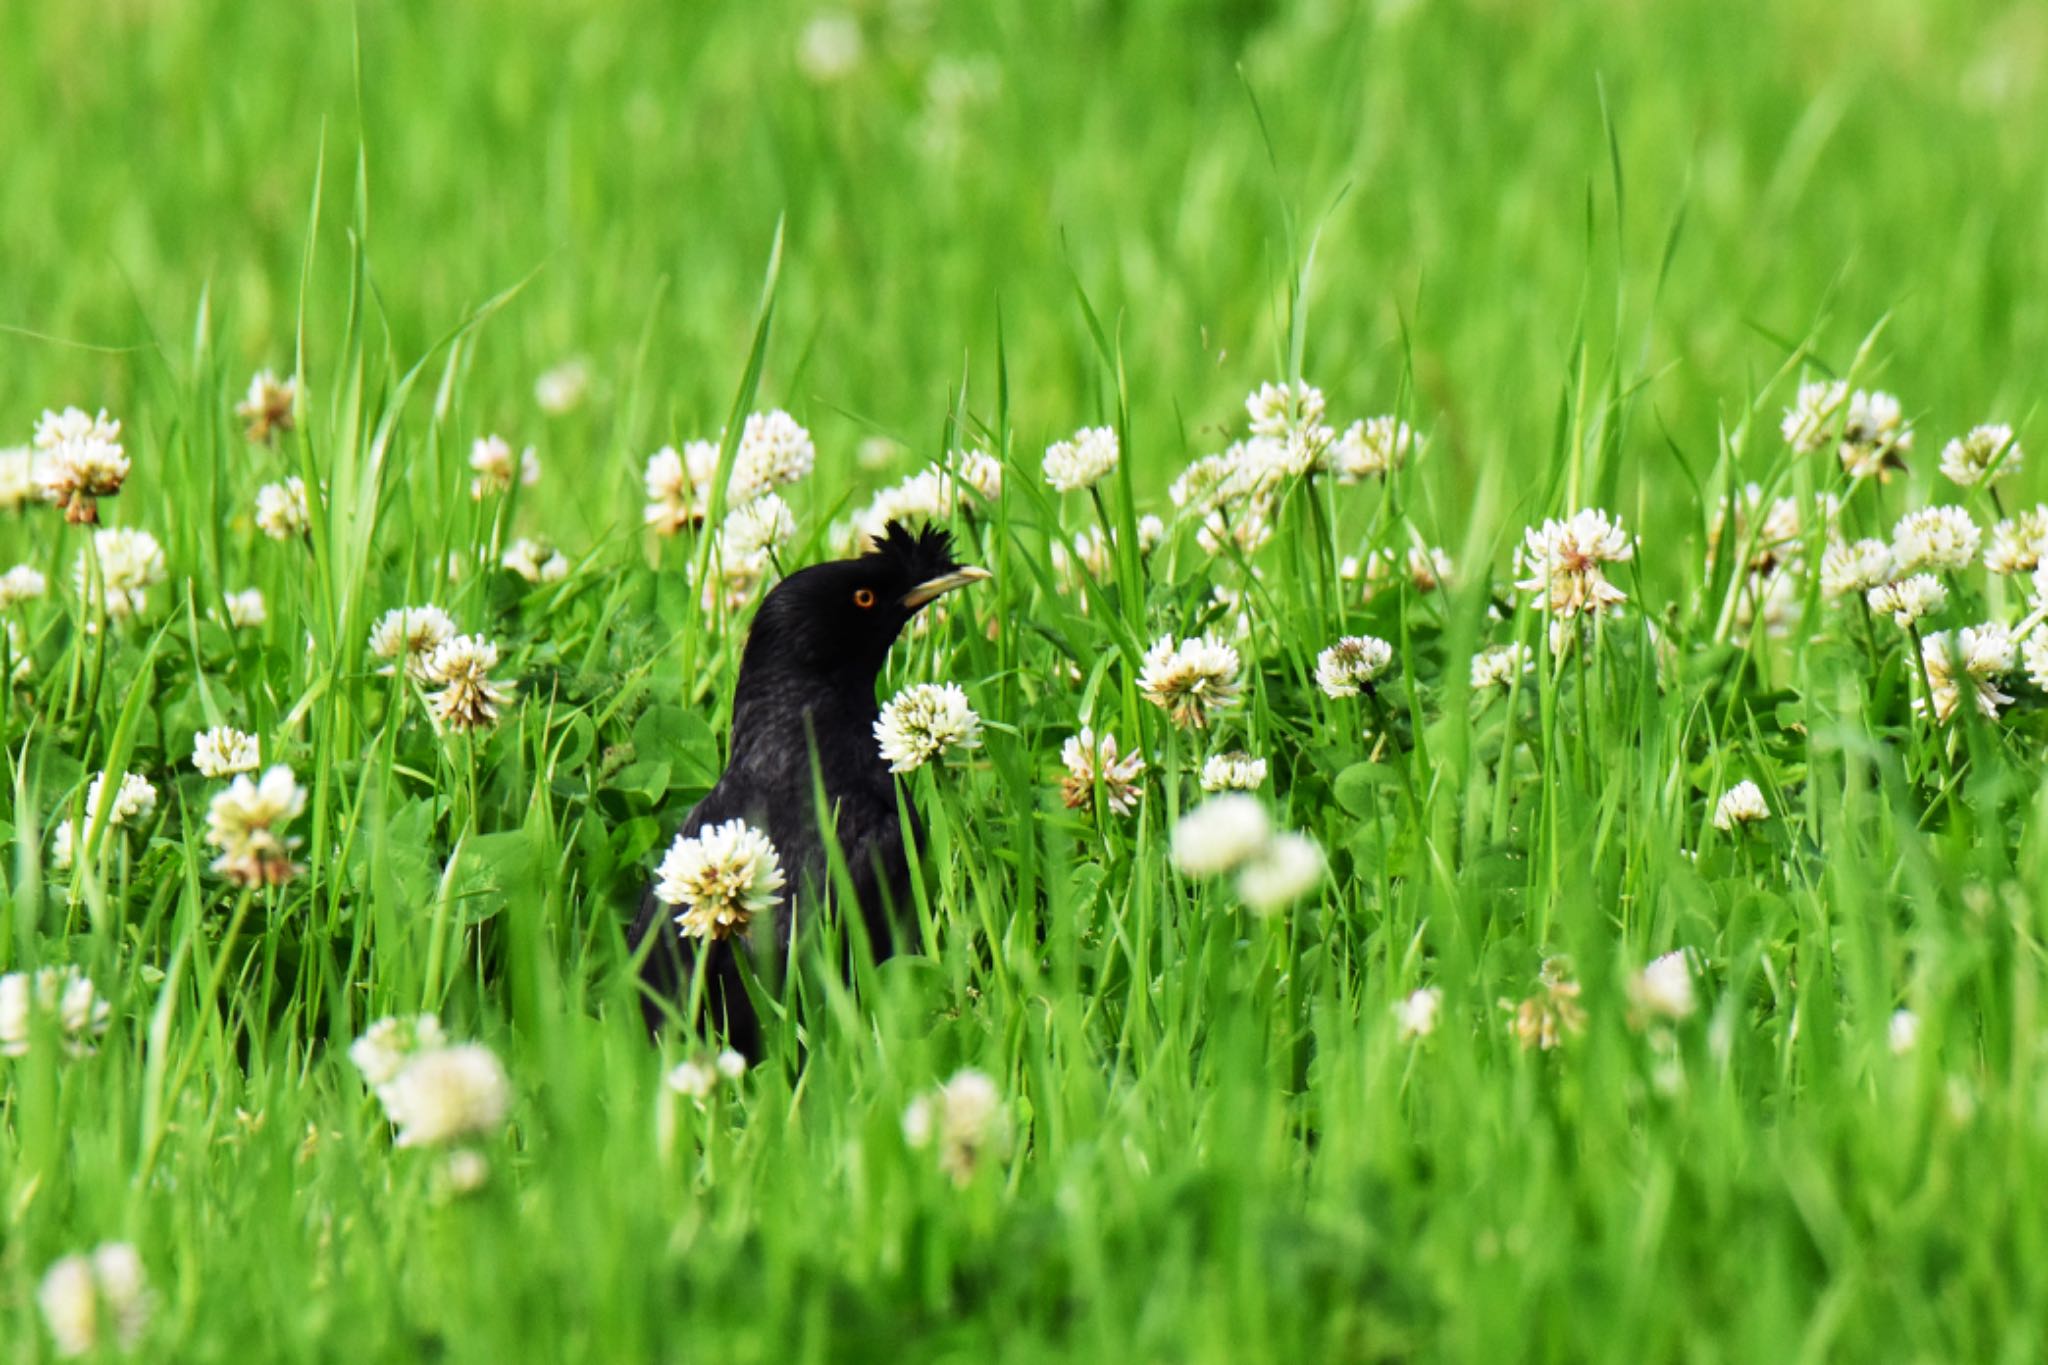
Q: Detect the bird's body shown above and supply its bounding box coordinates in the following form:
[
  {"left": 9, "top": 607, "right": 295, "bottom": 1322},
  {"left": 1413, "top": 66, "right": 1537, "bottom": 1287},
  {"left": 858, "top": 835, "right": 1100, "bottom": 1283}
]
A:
[{"left": 630, "top": 523, "right": 987, "bottom": 1055}]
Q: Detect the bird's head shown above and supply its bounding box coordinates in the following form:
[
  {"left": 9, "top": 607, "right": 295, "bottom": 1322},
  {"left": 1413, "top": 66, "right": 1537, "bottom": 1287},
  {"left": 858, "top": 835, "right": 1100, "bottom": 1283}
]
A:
[{"left": 739, "top": 522, "right": 991, "bottom": 686}]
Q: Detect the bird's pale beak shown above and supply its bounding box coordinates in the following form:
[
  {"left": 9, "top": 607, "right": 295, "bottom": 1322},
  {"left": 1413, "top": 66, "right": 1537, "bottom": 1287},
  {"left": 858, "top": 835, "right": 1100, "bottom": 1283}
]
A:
[{"left": 902, "top": 565, "right": 992, "bottom": 609}]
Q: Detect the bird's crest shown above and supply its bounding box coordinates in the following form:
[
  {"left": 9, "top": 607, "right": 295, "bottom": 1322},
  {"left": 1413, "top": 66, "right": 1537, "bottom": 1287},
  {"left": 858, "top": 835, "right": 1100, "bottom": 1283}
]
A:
[{"left": 861, "top": 521, "right": 961, "bottom": 583}]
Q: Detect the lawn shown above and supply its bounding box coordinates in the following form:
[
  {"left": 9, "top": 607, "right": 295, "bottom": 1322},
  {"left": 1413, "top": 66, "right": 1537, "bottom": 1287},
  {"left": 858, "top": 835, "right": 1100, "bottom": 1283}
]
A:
[{"left": 5, "top": 0, "right": 2048, "bottom": 1359}]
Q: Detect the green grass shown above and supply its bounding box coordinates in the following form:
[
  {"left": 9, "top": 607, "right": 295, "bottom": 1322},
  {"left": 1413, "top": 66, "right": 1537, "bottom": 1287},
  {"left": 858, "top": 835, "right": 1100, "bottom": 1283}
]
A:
[{"left": 6, "top": 0, "right": 2048, "bottom": 1359}]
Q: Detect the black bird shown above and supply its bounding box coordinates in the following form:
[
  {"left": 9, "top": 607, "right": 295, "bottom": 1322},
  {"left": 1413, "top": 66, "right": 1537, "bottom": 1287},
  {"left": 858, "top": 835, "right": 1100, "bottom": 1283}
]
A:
[{"left": 629, "top": 522, "right": 990, "bottom": 1056}]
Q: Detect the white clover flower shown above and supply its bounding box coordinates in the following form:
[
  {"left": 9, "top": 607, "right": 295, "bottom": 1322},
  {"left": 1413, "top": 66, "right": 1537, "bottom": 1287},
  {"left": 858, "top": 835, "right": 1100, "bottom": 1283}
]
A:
[
  {"left": 468, "top": 434, "right": 540, "bottom": 499},
  {"left": 424, "top": 635, "right": 515, "bottom": 733},
  {"left": 1245, "top": 379, "right": 1327, "bottom": 439},
  {"left": 902, "top": 1068, "right": 1006, "bottom": 1186},
  {"left": 2024, "top": 632, "right": 2048, "bottom": 692},
  {"left": 1820, "top": 538, "right": 1894, "bottom": 599},
  {"left": 1514, "top": 509, "right": 1632, "bottom": 618},
  {"left": 533, "top": 358, "right": 591, "bottom": 415},
  {"left": 722, "top": 490, "right": 796, "bottom": 565},
  {"left": 350, "top": 1014, "right": 450, "bottom": 1094},
  {"left": 1170, "top": 794, "right": 1273, "bottom": 876},
  {"left": 223, "top": 588, "right": 267, "bottom": 629},
  {"left": 1470, "top": 642, "right": 1534, "bottom": 692},
  {"left": 731, "top": 410, "right": 816, "bottom": 502},
  {"left": 254, "top": 475, "right": 311, "bottom": 539},
  {"left": 369, "top": 604, "right": 458, "bottom": 682},
  {"left": 49, "top": 820, "right": 74, "bottom": 871},
  {"left": 666, "top": 1058, "right": 717, "bottom": 1100},
  {"left": 85, "top": 770, "right": 157, "bottom": 830},
  {"left": 1199, "top": 751, "right": 1268, "bottom": 792},
  {"left": 5, "top": 620, "right": 29, "bottom": 683},
  {"left": 1059, "top": 727, "right": 1146, "bottom": 816},
  {"left": 1839, "top": 389, "right": 1913, "bottom": 477},
  {"left": 1507, "top": 959, "right": 1589, "bottom": 1052},
  {"left": 1167, "top": 450, "right": 1246, "bottom": 515},
  {"left": 0, "top": 445, "right": 39, "bottom": 511},
  {"left": 1138, "top": 633, "right": 1242, "bottom": 729},
  {"left": 192, "top": 726, "right": 260, "bottom": 778},
  {"left": 1781, "top": 379, "right": 1847, "bottom": 455},
  {"left": 1984, "top": 505, "right": 2048, "bottom": 575},
  {"left": 380, "top": 1043, "right": 513, "bottom": 1147},
  {"left": 440, "top": 1149, "right": 492, "bottom": 1195},
  {"left": 0, "top": 563, "right": 48, "bottom": 608},
  {"left": 1041, "top": 425, "right": 1119, "bottom": 493},
  {"left": 204, "top": 765, "right": 307, "bottom": 887},
  {"left": 1711, "top": 780, "right": 1769, "bottom": 832},
  {"left": 75, "top": 527, "right": 166, "bottom": 620},
  {"left": 655, "top": 818, "right": 787, "bottom": 942},
  {"left": 948, "top": 449, "right": 1004, "bottom": 503},
  {"left": 854, "top": 468, "right": 951, "bottom": 544},
  {"left": 0, "top": 966, "right": 112, "bottom": 1057},
  {"left": 1629, "top": 951, "right": 1698, "bottom": 1022},
  {"left": 1195, "top": 497, "right": 1275, "bottom": 558},
  {"left": 1866, "top": 574, "right": 1947, "bottom": 628},
  {"left": 237, "top": 369, "right": 299, "bottom": 443},
  {"left": 1888, "top": 1008, "right": 1921, "bottom": 1055},
  {"left": 1315, "top": 635, "right": 1395, "bottom": 698},
  {"left": 643, "top": 441, "right": 721, "bottom": 534},
  {"left": 1938, "top": 423, "right": 2019, "bottom": 486},
  {"left": 38, "top": 1242, "right": 152, "bottom": 1357},
  {"left": 1357, "top": 543, "right": 1452, "bottom": 600},
  {"left": 501, "top": 537, "right": 569, "bottom": 584},
  {"left": 797, "top": 11, "right": 864, "bottom": 82},
  {"left": 1395, "top": 986, "right": 1441, "bottom": 1041},
  {"left": 1917, "top": 625, "right": 2016, "bottom": 724},
  {"left": 875, "top": 682, "right": 982, "bottom": 773},
  {"left": 1235, "top": 831, "right": 1325, "bottom": 914},
  {"left": 34, "top": 407, "right": 129, "bottom": 524},
  {"left": 1891, "top": 505, "right": 1981, "bottom": 573},
  {"left": 1328, "top": 415, "right": 1418, "bottom": 481}
]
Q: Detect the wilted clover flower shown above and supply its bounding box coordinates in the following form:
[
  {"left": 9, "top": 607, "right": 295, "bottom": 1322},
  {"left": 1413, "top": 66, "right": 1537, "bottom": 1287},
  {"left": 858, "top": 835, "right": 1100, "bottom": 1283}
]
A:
[
  {"left": 1505, "top": 958, "right": 1587, "bottom": 1052},
  {"left": 875, "top": 682, "right": 982, "bottom": 773},
  {"left": 423, "top": 635, "right": 514, "bottom": 733},
  {"left": 1235, "top": 831, "right": 1326, "bottom": 914},
  {"left": 0, "top": 966, "right": 112, "bottom": 1057},
  {"left": 468, "top": 434, "right": 540, "bottom": 499},
  {"left": 1628, "top": 951, "right": 1699, "bottom": 1023},
  {"left": 0, "top": 563, "right": 47, "bottom": 609},
  {"left": 1059, "top": 727, "right": 1146, "bottom": 816},
  {"left": 34, "top": 407, "right": 129, "bottom": 524},
  {"left": 75, "top": 527, "right": 166, "bottom": 620},
  {"left": 501, "top": 537, "right": 568, "bottom": 584},
  {"left": 1820, "top": 538, "right": 1894, "bottom": 599},
  {"left": 1315, "top": 634, "right": 1395, "bottom": 698},
  {"left": 1170, "top": 794, "right": 1273, "bottom": 876},
  {"left": 1041, "top": 425, "right": 1119, "bottom": 493},
  {"left": 1938, "top": 423, "right": 2020, "bottom": 487},
  {"left": 643, "top": 441, "right": 720, "bottom": 534},
  {"left": 38, "top": 1242, "right": 152, "bottom": 1358},
  {"left": 254, "top": 476, "right": 311, "bottom": 539},
  {"left": 1867, "top": 574, "right": 1947, "bottom": 627},
  {"left": 533, "top": 358, "right": 591, "bottom": 415},
  {"left": 731, "top": 409, "right": 816, "bottom": 503},
  {"left": 192, "top": 726, "right": 260, "bottom": 777},
  {"left": 1984, "top": 506, "right": 2048, "bottom": 575},
  {"left": 1138, "top": 633, "right": 1243, "bottom": 729},
  {"left": 1328, "top": 415, "right": 1419, "bottom": 481},
  {"left": 0, "top": 445, "right": 39, "bottom": 511},
  {"left": 902, "top": 1068, "right": 1008, "bottom": 1186},
  {"left": 204, "top": 765, "right": 307, "bottom": 887},
  {"left": 379, "top": 1042, "right": 513, "bottom": 1148},
  {"left": 223, "top": 588, "right": 267, "bottom": 629},
  {"left": 1396, "top": 986, "right": 1442, "bottom": 1041},
  {"left": 1712, "top": 779, "right": 1769, "bottom": 831},
  {"left": 1916, "top": 625, "right": 2016, "bottom": 724},
  {"left": 1470, "top": 641, "right": 1534, "bottom": 692},
  {"left": 1839, "top": 389, "right": 1913, "bottom": 478},
  {"left": 237, "top": 370, "right": 299, "bottom": 443},
  {"left": 349, "top": 1013, "right": 450, "bottom": 1099},
  {"left": 369, "top": 604, "right": 458, "bottom": 682},
  {"left": 1780, "top": 379, "right": 1847, "bottom": 455},
  {"left": 1891, "top": 505, "right": 1981, "bottom": 574},
  {"left": 1199, "top": 750, "right": 1268, "bottom": 792},
  {"left": 1514, "top": 509, "right": 1632, "bottom": 618},
  {"left": 655, "top": 818, "right": 787, "bottom": 942}
]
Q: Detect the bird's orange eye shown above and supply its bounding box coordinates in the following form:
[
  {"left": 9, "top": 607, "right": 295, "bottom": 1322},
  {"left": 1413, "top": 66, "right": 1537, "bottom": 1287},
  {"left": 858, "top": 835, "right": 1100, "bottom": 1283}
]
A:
[{"left": 853, "top": 588, "right": 877, "bottom": 609}]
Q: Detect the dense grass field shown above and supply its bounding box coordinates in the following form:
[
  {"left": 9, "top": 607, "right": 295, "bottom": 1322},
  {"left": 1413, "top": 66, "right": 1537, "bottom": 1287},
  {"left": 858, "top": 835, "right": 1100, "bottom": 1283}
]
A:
[{"left": 7, "top": 0, "right": 2048, "bottom": 1358}]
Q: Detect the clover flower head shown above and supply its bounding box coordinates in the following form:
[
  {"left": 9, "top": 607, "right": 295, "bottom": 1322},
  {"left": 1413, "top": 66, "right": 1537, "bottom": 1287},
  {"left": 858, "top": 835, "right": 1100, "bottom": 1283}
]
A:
[
  {"left": 1, "top": 966, "right": 113, "bottom": 1058},
  {"left": 1505, "top": 958, "right": 1587, "bottom": 1051},
  {"left": 237, "top": 370, "right": 300, "bottom": 443},
  {"left": 223, "top": 588, "right": 267, "bottom": 629},
  {"left": 0, "top": 563, "right": 48, "bottom": 609},
  {"left": 1712, "top": 779, "right": 1769, "bottom": 831},
  {"left": 1315, "top": 634, "right": 1395, "bottom": 698},
  {"left": 423, "top": 635, "right": 514, "bottom": 733},
  {"left": 1170, "top": 794, "right": 1273, "bottom": 877},
  {"left": 1781, "top": 380, "right": 1847, "bottom": 455},
  {"left": 1916, "top": 624, "right": 2017, "bottom": 724},
  {"left": 875, "top": 682, "right": 982, "bottom": 773},
  {"left": 468, "top": 434, "right": 540, "bottom": 499},
  {"left": 0, "top": 446, "right": 41, "bottom": 511},
  {"left": 643, "top": 440, "right": 722, "bottom": 534},
  {"left": 731, "top": 409, "right": 816, "bottom": 502},
  {"left": 204, "top": 765, "right": 307, "bottom": 886},
  {"left": 1820, "top": 538, "right": 1894, "bottom": 599},
  {"left": 902, "top": 1068, "right": 1007, "bottom": 1186},
  {"left": 1839, "top": 389, "right": 1913, "bottom": 477},
  {"left": 1059, "top": 727, "right": 1145, "bottom": 816},
  {"left": 533, "top": 358, "right": 591, "bottom": 415},
  {"left": 1042, "top": 425, "right": 1120, "bottom": 493},
  {"left": 1328, "top": 415, "right": 1418, "bottom": 481},
  {"left": 1138, "top": 633, "right": 1243, "bottom": 728},
  {"left": 379, "top": 1043, "right": 512, "bottom": 1147},
  {"left": 1470, "top": 641, "right": 1534, "bottom": 692},
  {"left": 350, "top": 1014, "right": 450, "bottom": 1093},
  {"left": 655, "top": 818, "right": 787, "bottom": 942},
  {"left": 1891, "top": 505, "right": 1980, "bottom": 574},
  {"left": 1396, "top": 986, "right": 1442, "bottom": 1041},
  {"left": 369, "top": 604, "right": 458, "bottom": 682},
  {"left": 1199, "top": 750, "right": 1268, "bottom": 793},
  {"left": 1629, "top": 950, "right": 1698, "bottom": 1022},
  {"left": 74, "top": 527, "right": 166, "bottom": 619},
  {"left": 1866, "top": 574, "right": 1947, "bottom": 627},
  {"left": 1235, "top": 831, "right": 1326, "bottom": 914},
  {"left": 1984, "top": 505, "right": 2048, "bottom": 575},
  {"left": 1939, "top": 423, "right": 2019, "bottom": 487},
  {"left": 38, "top": 1242, "right": 152, "bottom": 1357},
  {"left": 192, "top": 726, "right": 260, "bottom": 778},
  {"left": 501, "top": 537, "right": 568, "bottom": 584},
  {"left": 1515, "top": 509, "right": 1632, "bottom": 617},
  {"left": 254, "top": 476, "right": 311, "bottom": 539},
  {"left": 34, "top": 407, "right": 129, "bottom": 523}
]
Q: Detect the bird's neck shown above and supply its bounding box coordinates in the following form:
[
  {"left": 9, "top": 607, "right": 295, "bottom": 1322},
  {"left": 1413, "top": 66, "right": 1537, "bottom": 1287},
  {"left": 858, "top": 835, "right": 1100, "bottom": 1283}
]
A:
[{"left": 725, "top": 665, "right": 883, "bottom": 788}]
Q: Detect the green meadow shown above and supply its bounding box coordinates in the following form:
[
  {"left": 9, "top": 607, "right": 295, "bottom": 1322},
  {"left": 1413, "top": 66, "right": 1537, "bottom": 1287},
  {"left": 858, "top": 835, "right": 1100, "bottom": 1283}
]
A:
[{"left": 5, "top": 0, "right": 2048, "bottom": 1358}]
